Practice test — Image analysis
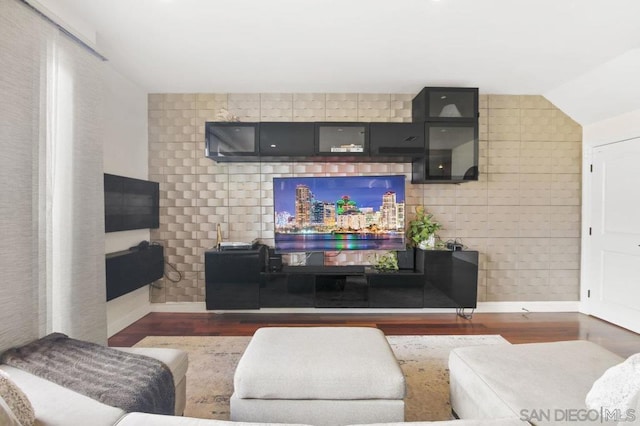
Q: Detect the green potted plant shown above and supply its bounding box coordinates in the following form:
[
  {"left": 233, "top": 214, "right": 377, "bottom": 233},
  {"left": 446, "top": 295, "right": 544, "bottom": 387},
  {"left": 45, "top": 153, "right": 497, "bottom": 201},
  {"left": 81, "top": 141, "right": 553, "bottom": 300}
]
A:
[
  {"left": 406, "top": 206, "right": 442, "bottom": 249},
  {"left": 368, "top": 251, "right": 399, "bottom": 272}
]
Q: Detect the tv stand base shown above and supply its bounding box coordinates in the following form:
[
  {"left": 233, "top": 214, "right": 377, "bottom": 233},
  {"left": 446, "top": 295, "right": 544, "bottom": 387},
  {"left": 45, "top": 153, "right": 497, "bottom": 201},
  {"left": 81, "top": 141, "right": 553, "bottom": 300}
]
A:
[{"left": 205, "top": 248, "right": 478, "bottom": 310}]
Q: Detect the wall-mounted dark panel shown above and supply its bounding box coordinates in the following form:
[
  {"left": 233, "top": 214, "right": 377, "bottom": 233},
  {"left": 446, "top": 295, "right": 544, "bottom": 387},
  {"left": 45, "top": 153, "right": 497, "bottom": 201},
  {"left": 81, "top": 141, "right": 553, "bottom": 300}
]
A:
[
  {"left": 369, "top": 122, "right": 425, "bottom": 157},
  {"left": 106, "top": 245, "right": 163, "bottom": 301},
  {"left": 259, "top": 122, "right": 314, "bottom": 156},
  {"left": 104, "top": 174, "right": 159, "bottom": 232}
]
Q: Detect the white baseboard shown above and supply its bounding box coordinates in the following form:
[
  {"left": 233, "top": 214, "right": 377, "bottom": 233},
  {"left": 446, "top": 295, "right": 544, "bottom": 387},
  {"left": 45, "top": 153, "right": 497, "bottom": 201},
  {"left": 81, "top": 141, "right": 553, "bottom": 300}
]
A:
[
  {"left": 146, "top": 301, "right": 580, "bottom": 314},
  {"left": 150, "top": 302, "right": 207, "bottom": 312},
  {"left": 107, "top": 286, "right": 153, "bottom": 337},
  {"left": 108, "top": 307, "right": 150, "bottom": 337},
  {"left": 475, "top": 301, "right": 580, "bottom": 313}
]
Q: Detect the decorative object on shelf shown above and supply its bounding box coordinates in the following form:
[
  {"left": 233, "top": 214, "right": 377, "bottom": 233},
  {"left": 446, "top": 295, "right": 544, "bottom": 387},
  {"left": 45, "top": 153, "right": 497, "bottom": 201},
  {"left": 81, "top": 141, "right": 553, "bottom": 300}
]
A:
[
  {"left": 215, "top": 108, "right": 240, "bottom": 122},
  {"left": 406, "top": 206, "right": 442, "bottom": 249},
  {"left": 330, "top": 144, "right": 364, "bottom": 153},
  {"left": 419, "top": 235, "right": 437, "bottom": 250},
  {"left": 439, "top": 104, "right": 462, "bottom": 118},
  {"left": 368, "top": 251, "right": 399, "bottom": 272},
  {"left": 215, "top": 223, "right": 223, "bottom": 248}
]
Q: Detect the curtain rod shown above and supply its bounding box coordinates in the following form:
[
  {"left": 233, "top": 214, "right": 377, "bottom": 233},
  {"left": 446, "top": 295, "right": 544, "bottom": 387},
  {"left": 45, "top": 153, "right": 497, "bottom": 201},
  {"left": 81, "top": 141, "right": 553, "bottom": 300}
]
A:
[{"left": 19, "top": 0, "right": 108, "bottom": 61}]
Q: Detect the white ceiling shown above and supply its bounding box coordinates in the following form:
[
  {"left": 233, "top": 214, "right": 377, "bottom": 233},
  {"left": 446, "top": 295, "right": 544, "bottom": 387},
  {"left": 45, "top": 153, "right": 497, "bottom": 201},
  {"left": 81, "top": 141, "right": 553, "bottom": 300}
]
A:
[{"left": 38, "top": 0, "right": 640, "bottom": 123}]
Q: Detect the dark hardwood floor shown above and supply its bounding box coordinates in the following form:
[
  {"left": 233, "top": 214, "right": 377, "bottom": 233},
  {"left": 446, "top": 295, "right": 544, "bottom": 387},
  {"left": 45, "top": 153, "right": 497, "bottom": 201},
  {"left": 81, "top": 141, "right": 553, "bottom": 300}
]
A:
[{"left": 108, "top": 312, "right": 640, "bottom": 357}]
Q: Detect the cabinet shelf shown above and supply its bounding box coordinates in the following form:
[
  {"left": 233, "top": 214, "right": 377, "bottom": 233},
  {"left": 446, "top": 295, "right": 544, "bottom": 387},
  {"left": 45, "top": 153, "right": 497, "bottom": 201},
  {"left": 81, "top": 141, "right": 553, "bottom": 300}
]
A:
[{"left": 203, "top": 87, "right": 479, "bottom": 183}]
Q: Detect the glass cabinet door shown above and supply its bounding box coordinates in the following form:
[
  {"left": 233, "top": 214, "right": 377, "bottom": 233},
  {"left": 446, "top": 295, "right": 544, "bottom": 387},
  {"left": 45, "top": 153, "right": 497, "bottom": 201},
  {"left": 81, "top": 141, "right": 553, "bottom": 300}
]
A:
[
  {"left": 315, "top": 123, "right": 369, "bottom": 156},
  {"left": 427, "top": 123, "right": 478, "bottom": 180},
  {"left": 412, "top": 87, "right": 478, "bottom": 122},
  {"left": 413, "top": 123, "right": 478, "bottom": 182},
  {"left": 205, "top": 122, "right": 259, "bottom": 158},
  {"left": 427, "top": 89, "right": 477, "bottom": 120}
]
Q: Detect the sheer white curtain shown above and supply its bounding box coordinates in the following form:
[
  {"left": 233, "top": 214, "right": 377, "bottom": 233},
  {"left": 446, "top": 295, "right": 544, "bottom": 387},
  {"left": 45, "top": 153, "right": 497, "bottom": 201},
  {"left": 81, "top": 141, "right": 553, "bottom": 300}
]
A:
[
  {"left": 48, "top": 29, "right": 107, "bottom": 343},
  {"left": 0, "top": 0, "right": 107, "bottom": 351}
]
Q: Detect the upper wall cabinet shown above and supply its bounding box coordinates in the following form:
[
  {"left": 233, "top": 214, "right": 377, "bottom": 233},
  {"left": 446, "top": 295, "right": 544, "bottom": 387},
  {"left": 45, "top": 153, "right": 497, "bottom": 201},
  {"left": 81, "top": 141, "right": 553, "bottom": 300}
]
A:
[
  {"left": 411, "top": 87, "right": 479, "bottom": 183},
  {"left": 205, "top": 122, "right": 259, "bottom": 161},
  {"left": 411, "top": 122, "right": 479, "bottom": 183},
  {"left": 259, "top": 122, "right": 314, "bottom": 157},
  {"left": 315, "top": 122, "right": 370, "bottom": 157},
  {"left": 412, "top": 87, "right": 478, "bottom": 122},
  {"left": 203, "top": 87, "right": 479, "bottom": 183},
  {"left": 369, "top": 122, "right": 424, "bottom": 158}
]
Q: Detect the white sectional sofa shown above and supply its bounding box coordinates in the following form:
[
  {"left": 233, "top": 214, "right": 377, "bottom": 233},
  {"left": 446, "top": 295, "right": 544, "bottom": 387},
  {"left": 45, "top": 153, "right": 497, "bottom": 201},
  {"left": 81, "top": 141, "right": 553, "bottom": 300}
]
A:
[
  {"left": 449, "top": 340, "right": 640, "bottom": 425},
  {"left": 3, "top": 337, "right": 637, "bottom": 426},
  {"left": 0, "top": 346, "right": 189, "bottom": 426},
  {"left": 0, "top": 341, "right": 524, "bottom": 426},
  {"left": 1, "top": 348, "right": 524, "bottom": 426}
]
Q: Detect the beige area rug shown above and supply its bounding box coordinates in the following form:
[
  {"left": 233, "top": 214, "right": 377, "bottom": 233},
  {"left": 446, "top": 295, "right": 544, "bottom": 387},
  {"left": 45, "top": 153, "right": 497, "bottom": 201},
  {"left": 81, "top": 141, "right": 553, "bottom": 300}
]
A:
[{"left": 135, "top": 334, "right": 508, "bottom": 421}]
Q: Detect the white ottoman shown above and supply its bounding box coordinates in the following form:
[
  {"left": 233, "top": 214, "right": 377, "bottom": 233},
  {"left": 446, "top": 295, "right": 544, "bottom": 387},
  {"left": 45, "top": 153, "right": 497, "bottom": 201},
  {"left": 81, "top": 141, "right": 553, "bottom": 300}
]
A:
[{"left": 230, "top": 327, "right": 406, "bottom": 426}]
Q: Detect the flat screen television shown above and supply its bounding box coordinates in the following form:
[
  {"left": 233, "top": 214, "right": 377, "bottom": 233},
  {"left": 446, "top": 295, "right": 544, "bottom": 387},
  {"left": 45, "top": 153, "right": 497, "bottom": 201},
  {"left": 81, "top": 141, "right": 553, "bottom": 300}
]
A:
[
  {"left": 273, "top": 175, "right": 406, "bottom": 252},
  {"left": 104, "top": 174, "right": 160, "bottom": 232}
]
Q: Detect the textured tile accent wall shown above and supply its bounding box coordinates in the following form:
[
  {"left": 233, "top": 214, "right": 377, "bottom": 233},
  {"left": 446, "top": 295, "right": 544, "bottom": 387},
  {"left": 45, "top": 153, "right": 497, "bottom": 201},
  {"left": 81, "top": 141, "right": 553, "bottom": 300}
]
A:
[{"left": 148, "top": 93, "right": 581, "bottom": 304}]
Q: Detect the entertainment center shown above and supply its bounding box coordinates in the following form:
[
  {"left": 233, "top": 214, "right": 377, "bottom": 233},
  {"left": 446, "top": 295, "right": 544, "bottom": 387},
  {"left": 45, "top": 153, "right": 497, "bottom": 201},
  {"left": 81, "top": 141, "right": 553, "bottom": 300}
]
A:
[
  {"left": 204, "top": 247, "right": 478, "bottom": 310},
  {"left": 202, "top": 87, "right": 481, "bottom": 311}
]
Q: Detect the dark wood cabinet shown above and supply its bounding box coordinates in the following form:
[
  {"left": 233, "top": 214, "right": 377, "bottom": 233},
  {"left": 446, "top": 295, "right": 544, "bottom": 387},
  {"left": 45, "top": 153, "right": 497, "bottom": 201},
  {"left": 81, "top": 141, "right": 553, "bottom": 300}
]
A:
[
  {"left": 369, "top": 122, "right": 424, "bottom": 158},
  {"left": 259, "top": 122, "right": 314, "bottom": 157},
  {"left": 205, "top": 122, "right": 259, "bottom": 161}
]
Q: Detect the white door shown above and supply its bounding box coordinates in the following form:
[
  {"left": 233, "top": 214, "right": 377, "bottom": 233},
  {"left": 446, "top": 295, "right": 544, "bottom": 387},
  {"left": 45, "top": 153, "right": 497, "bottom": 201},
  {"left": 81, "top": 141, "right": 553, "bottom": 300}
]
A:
[{"left": 588, "top": 138, "right": 640, "bottom": 333}]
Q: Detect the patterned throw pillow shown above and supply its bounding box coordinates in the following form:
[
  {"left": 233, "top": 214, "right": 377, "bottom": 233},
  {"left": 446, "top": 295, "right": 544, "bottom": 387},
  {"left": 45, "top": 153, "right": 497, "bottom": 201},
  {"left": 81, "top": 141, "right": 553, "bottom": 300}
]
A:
[
  {"left": 1, "top": 396, "right": 22, "bottom": 426},
  {"left": 0, "top": 370, "right": 35, "bottom": 426},
  {"left": 586, "top": 353, "right": 640, "bottom": 413}
]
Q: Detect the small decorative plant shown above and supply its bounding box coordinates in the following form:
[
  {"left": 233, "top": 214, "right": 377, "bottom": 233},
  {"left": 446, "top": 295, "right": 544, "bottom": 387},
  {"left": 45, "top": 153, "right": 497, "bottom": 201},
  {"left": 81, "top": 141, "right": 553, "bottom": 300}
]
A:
[
  {"left": 369, "top": 251, "right": 399, "bottom": 272},
  {"left": 406, "top": 206, "right": 442, "bottom": 249}
]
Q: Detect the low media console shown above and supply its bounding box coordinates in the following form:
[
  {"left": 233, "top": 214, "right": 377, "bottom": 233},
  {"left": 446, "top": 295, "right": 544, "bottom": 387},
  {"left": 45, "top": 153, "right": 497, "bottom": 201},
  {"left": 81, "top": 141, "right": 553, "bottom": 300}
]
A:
[{"left": 204, "top": 248, "right": 478, "bottom": 310}]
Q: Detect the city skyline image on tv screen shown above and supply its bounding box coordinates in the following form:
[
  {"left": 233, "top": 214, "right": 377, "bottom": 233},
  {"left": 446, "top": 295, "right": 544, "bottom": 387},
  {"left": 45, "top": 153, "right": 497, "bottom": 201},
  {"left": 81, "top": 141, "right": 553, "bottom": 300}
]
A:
[{"left": 273, "top": 175, "right": 406, "bottom": 252}]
